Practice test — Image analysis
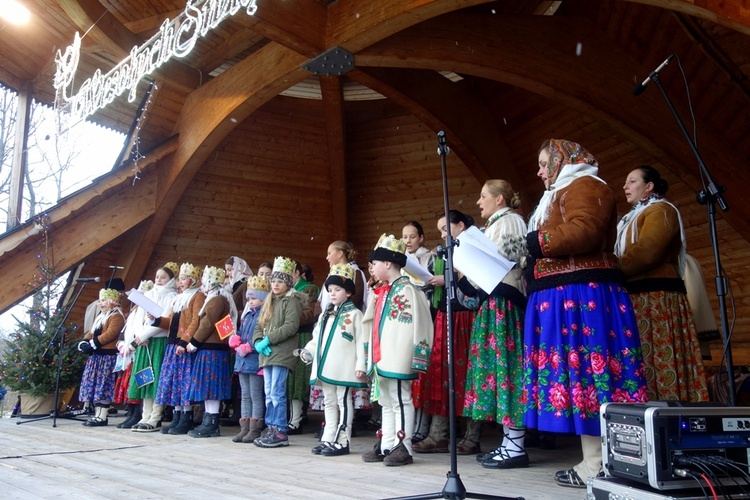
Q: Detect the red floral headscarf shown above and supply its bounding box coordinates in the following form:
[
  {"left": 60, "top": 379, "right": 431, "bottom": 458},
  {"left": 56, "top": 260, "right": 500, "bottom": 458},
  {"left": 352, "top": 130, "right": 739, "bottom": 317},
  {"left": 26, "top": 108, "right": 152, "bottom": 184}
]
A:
[{"left": 544, "top": 139, "right": 599, "bottom": 185}]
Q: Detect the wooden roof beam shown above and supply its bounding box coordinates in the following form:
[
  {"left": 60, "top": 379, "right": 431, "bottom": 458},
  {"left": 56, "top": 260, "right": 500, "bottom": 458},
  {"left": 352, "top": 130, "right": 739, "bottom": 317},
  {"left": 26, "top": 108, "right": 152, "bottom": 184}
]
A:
[
  {"left": 624, "top": 0, "right": 750, "bottom": 35},
  {"left": 238, "top": 0, "right": 327, "bottom": 57},
  {"left": 58, "top": 0, "right": 202, "bottom": 92}
]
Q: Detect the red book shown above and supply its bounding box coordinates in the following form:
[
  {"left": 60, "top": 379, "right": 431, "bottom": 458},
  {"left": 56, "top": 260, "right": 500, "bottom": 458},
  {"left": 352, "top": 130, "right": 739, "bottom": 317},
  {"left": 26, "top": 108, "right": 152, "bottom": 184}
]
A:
[{"left": 215, "top": 315, "right": 235, "bottom": 340}]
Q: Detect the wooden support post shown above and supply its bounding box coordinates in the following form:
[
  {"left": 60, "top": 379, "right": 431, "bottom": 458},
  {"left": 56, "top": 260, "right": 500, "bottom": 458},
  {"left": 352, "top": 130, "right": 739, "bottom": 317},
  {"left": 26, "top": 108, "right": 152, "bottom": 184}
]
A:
[
  {"left": 320, "top": 76, "right": 348, "bottom": 240},
  {"left": 7, "top": 82, "right": 32, "bottom": 231}
]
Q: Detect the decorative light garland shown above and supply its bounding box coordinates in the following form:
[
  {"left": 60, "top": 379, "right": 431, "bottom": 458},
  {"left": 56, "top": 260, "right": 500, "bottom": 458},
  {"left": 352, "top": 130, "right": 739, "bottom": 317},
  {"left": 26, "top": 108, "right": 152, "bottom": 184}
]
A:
[{"left": 53, "top": 0, "right": 259, "bottom": 131}]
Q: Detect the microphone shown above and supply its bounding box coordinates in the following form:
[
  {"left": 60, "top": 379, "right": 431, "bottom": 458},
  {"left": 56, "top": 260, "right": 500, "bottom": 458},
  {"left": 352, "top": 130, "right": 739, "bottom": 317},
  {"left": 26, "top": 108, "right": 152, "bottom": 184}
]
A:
[
  {"left": 633, "top": 54, "right": 675, "bottom": 96},
  {"left": 77, "top": 277, "right": 101, "bottom": 283},
  {"left": 108, "top": 265, "right": 125, "bottom": 269}
]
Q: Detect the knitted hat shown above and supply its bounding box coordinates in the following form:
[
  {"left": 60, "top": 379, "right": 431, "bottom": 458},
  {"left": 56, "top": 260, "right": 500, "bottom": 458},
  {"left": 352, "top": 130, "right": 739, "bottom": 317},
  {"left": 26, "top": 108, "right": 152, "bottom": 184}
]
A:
[
  {"left": 162, "top": 262, "right": 179, "bottom": 278},
  {"left": 99, "top": 288, "right": 121, "bottom": 301},
  {"left": 180, "top": 262, "right": 202, "bottom": 283},
  {"left": 246, "top": 275, "right": 270, "bottom": 301},
  {"left": 202, "top": 266, "right": 226, "bottom": 292},
  {"left": 270, "top": 256, "right": 295, "bottom": 287},
  {"left": 369, "top": 233, "right": 407, "bottom": 267},
  {"left": 324, "top": 263, "right": 356, "bottom": 294}
]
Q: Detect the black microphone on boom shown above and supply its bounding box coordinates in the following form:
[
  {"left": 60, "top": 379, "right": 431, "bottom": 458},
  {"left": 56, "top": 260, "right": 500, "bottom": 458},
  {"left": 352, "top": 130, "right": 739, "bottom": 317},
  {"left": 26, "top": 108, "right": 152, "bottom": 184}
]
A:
[
  {"left": 633, "top": 54, "right": 675, "bottom": 96},
  {"left": 76, "top": 277, "right": 101, "bottom": 283}
]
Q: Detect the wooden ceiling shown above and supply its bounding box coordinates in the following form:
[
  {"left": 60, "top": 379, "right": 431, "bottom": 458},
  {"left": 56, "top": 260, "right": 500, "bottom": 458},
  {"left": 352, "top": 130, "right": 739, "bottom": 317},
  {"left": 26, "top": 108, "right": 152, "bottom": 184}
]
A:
[{"left": 1, "top": 0, "right": 750, "bottom": 360}]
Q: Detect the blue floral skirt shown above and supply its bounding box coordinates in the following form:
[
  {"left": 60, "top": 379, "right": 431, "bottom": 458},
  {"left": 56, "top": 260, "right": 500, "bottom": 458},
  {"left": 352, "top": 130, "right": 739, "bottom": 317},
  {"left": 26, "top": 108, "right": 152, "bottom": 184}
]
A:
[
  {"left": 79, "top": 353, "right": 117, "bottom": 403},
  {"left": 186, "top": 349, "right": 231, "bottom": 402},
  {"left": 523, "top": 282, "right": 648, "bottom": 436},
  {"left": 156, "top": 344, "right": 193, "bottom": 406}
]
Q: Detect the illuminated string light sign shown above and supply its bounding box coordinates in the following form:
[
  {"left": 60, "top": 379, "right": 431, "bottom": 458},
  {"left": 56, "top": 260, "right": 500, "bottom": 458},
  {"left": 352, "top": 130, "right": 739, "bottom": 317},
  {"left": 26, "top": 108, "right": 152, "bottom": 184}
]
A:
[{"left": 53, "top": 0, "right": 258, "bottom": 130}]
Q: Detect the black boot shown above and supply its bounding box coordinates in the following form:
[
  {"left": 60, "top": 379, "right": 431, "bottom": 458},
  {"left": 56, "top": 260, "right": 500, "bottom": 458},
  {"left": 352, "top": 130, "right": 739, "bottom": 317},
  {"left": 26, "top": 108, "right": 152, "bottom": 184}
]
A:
[
  {"left": 116, "top": 404, "right": 134, "bottom": 429},
  {"left": 169, "top": 410, "right": 195, "bottom": 435},
  {"left": 161, "top": 410, "right": 182, "bottom": 434},
  {"left": 117, "top": 403, "right": 142, "bottom": 429},
  {"left": 188, "top": 413, "right": 220, "bottom": 438}
]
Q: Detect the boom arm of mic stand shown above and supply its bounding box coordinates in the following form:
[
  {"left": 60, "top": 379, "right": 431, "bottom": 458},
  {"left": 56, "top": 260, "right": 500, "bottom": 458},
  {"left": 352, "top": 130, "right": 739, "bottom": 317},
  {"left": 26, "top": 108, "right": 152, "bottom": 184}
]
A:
[{"left": 651, "top": 74, "right": 735, "bottom": 405}]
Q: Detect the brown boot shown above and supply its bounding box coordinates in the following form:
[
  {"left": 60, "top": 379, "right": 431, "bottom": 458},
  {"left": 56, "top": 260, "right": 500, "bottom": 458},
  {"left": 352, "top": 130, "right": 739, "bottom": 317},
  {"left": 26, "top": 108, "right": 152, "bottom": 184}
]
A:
[
  {"left": 457, "top": 419, "right": 482, "bottom": 455},
  {"left": 383, "top": 443, "right": 414, "bottom": 466},
  {"left": 232, "top": 418, "right": 250, "bottom": 443},
  {"left": 362, "top": 440, "right": 385, "bottom": 463},
  {"left": 413, "top": 415, "right": 449, "bottom": 453},
  {"left": 243, "top": 418, "right": 264, "bottom": 443}
]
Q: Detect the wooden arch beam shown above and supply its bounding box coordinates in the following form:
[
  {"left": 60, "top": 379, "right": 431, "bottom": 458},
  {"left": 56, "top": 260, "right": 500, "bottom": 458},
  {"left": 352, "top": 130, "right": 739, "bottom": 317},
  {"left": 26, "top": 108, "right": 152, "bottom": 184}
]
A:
[
  {"left": 348, "top": 67, "right": 518, "bottom": 188},
  {"left": 625, "top": 0, "right": 750, "bottom": 35},
  {"left": 355, "top": 13, "right": 750, "bottom": 240}
]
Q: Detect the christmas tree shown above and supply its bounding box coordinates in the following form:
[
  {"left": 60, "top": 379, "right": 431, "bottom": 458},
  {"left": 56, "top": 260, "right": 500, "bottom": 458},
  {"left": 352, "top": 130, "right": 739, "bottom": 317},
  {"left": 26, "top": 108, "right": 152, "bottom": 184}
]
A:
[{"left": 0, "top": 304, "right": 85, "bottom": 397}]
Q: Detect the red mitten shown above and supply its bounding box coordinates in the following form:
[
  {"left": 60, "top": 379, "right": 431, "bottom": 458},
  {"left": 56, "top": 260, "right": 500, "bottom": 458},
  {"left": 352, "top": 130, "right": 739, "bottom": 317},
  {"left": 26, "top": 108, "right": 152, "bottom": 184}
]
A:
[
  {"left": 228, "top": 334, "right": 242, "bottom": 349},
  {"left": 236, "top": 343, "right": 253, "bottom": 357}
]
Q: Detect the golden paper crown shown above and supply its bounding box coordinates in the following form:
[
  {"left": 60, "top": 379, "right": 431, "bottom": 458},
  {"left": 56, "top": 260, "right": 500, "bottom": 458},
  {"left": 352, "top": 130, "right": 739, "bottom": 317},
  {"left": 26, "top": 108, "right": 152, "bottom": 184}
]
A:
[
  {"left": 139, "top": 280, "right": 154, "bottom": 292},
  {"left": 328, "top": 263, "right": 356, "bottom": 282},
  {"left": 375, "top": 233, "right": 406, "bottom": 254},
  {"left": 99, "top": 288, "right": 121, "bottom": 301},
  {"left": 180, "top": 262, "right": 202, "bottom": 282},
  {"left": 272, "top": 256, "right": 296, "bottom": 277},
  {"left": 202, "top": 266, "right": 226, "bottom": 289},
  {"left": 246, "top": 275, "right": 270, "bottom": 292},
  {"left": 163, "top": 261, "right": 180, "bottom": 277}
]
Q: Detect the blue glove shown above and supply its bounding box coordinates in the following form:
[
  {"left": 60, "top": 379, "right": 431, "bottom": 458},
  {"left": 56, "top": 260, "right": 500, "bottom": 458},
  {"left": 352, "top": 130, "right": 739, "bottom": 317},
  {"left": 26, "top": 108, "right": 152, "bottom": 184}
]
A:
[{"left": 254, "top": 337, "right": 271, "bottom": 356}]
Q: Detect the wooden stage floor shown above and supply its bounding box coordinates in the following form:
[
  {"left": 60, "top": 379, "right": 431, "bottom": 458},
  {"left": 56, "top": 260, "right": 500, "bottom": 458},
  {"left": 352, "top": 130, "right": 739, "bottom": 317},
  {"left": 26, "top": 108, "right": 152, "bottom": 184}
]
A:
[{"left": 0, "top": 411, "right": 587, "bottom": 499}]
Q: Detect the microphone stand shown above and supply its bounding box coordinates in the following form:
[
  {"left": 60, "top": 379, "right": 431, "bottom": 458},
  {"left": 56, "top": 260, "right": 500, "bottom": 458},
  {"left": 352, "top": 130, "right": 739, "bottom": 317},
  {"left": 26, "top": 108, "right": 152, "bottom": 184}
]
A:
[
  {"left": 389, "top": 132, "right": 522, "bottom": 500},
  {"left": 650, "top": 73, "right": 734, "bottom": 405},
  {"left": 17, "top": 281, "right": 91, "bottom": 426}
]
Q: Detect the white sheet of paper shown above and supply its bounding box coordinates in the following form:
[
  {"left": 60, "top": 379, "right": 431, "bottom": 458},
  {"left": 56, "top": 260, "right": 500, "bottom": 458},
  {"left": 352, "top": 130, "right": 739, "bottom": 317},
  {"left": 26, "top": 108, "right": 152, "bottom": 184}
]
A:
[
  {"left": 402, "top": 253, "right": 433, "bottom": 285},
  {"left": 126, "top": 289, "right": 164, "bottom": 318},
  {"left": 453, "top": 226, "right": 515, "bottom": 294}
]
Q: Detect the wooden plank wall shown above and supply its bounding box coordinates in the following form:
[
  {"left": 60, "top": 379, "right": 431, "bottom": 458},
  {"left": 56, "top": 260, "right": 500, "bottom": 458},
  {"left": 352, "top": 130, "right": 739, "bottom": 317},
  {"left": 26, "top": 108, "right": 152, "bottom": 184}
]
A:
[
  {"left": 345, "top": 100, "right": 483, "bottom": 262},
  {"left": 150, "top": 96, "right": 334, "bottom": 282}
]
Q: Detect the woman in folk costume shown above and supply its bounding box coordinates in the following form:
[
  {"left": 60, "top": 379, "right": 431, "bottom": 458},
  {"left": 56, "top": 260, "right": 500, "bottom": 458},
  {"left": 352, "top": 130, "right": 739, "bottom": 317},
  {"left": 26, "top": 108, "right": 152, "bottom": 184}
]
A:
[
  {"left": 412, "top": 210, "right": 477, "bottom": 454},
  {"left": 185, "top": 265, "right": 238, "bottom": 438},
  {"left": 252, "top": 256, "right": 304, "bottom": 448},
  {"left": 287, "top": 262, "right": 319, "bottom": 434},
  {"left": 78, "top": 287, "right": 126, "bottom": 427},
  {"left": 226, "top": 255, "right": 253, "bottom": 311},
  {"left": 616, "top": 165, "right": 708, "bottom": 402},
  {"left": 362, "top": 234, "right": 434, "bottom": 467},
  {"left": 114, "top": 279, "right": 153, "bottom": 429},
  {"left": 301, "top": 263, "right": 368, "bottom": 456},
  {"left": 228, "top": 276, "right": 270, "bottom": 443},
  {"left": 456, "top": 180, "right": 529, "bottom": 469},
  {"left": 154, "top": 263, "right": 205, "bottom": 435},
  {"left": 523, "top": 139, "right": 648, "bottom": 488},
  {"left": 129, "top": 263, "right": 179, "bottom": 432}
]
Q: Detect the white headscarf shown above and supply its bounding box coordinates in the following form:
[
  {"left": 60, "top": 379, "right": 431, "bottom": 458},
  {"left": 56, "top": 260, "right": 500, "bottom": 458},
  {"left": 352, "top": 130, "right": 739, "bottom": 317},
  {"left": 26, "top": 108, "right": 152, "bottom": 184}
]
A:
[{"left": 527, "top": 162, "right": 606, "bottom": 231}]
